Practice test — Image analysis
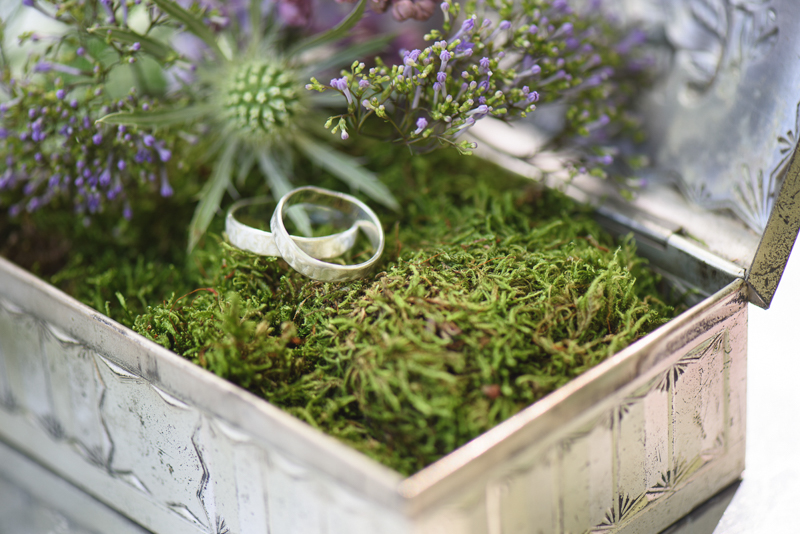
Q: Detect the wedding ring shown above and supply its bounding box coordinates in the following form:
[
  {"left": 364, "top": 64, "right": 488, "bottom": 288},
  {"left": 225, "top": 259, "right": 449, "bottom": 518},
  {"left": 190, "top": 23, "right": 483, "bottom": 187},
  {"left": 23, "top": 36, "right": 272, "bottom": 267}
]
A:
[
  {"left": 226, "top": 197, "right": 360, "bottom": 259},
  {"left": 270, "top": 187, "right": 385, "bottom": 282}
]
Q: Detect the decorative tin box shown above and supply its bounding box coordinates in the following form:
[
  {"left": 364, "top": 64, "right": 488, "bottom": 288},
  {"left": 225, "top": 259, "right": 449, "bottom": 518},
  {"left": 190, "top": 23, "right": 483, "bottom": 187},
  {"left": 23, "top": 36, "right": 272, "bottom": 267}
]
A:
[{"left": 1, "top": 1, "right": 799, "bottom": 533}]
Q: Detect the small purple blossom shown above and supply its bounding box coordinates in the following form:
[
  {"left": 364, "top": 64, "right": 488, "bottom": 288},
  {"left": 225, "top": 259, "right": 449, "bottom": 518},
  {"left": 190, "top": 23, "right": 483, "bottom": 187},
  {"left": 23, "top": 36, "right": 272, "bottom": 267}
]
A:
[
  {"left": 414, "top": 117, "right": 428, "bottom": 135},
  {"left": 92, "top": 133, "right": 103, "bottom": 145},
  {"left": 160, "top": 173, "right": 173, "bottom": 197},
  {"left": 330, "top": 77, "right": 353, "bottom": 105}
]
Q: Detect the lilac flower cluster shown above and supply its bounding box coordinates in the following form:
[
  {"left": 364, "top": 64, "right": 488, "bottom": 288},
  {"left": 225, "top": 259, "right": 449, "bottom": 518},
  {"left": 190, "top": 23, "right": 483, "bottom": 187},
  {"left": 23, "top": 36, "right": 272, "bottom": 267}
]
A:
[
  {"left": 0, "top": 80, "right": 180, "bottom": 222},
  {"left": 312, "top": 0, "right": 647, "bottom": 166}
]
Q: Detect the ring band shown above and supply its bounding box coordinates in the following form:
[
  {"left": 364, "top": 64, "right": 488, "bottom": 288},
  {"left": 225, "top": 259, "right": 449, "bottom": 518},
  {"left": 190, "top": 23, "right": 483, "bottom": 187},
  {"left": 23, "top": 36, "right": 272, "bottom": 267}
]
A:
[
  {"left": 226, "top": 197, "right": 360, "bottom": 259},
  {"left": 270, "top": 187, "right": 385, "bottom": 282}
]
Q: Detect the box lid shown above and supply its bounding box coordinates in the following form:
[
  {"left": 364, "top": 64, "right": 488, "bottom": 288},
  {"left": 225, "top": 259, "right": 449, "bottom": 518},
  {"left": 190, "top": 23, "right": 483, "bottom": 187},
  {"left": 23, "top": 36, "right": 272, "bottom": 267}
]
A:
[{"left": 471, "top": 0, "right": 800, "bottom": 309}]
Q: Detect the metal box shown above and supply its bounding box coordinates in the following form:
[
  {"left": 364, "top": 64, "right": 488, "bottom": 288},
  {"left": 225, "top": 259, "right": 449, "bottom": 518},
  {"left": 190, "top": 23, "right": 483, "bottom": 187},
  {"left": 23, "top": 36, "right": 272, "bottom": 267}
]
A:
[{"left": 0, "top": 1, "right": 798, "bottom": 533}]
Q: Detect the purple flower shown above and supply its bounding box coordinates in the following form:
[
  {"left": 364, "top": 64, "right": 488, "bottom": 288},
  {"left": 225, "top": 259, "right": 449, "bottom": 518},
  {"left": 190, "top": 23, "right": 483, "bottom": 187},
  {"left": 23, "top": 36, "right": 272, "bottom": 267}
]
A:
[
  {"left": 56, "top": 89, "right": 65, "bottom": 100},
  {"left": 155, "top": 144, "right": 172, "bottom": 162},
  {"left": 99, "top": 168, "right": 112, "bottom": 187},
  {"left": 143, "top": 134, "right": 155, "bottom": 147},
  {"left": 499, "top": 20, "right": 511, "bottom": 30},
  {"left": 92, "top": 133, "right": 103, "bottom": 145},
  {"left": 330, "top": 77, "right": 353, "bottom": 105},
  {"left": 468, "top": 104, "right": 489, "bottom": 116},
  {"left": 131, "top": 42, "right": 141, "bottom": 52},
  {"left": 439, "top": 50, "right": 452, "bottom": 72},
  {"left": 555, "top": 23, "right": 573, "bottom": 38},
  {"left": 160, "top": 173, "right": 173, "bottom": 197},
  {"left": 414, "top": 117, "right": 428, "bottom": 135}
]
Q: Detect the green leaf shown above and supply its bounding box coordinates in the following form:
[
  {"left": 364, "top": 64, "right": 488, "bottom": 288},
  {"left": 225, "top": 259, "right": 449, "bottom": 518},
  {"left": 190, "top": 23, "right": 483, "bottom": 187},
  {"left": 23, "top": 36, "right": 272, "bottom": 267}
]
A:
[
  {"left": 188, "top": 139, "right": 238, "bottom": 252},
  {"left": 96, "top": 104, "right": 215, "bottom": 127},
  {"left": 256, "top": 151, "right": 313, "bottom": 237},
  {"left": 294, "top": 134, "right": 400, "bottom": 211},
  {"left": 150, "top": 0, "right": 226, "bottom": 59},
  {"left": 236, "top": 151, "right": 256, "bottom": 188},
  {"left": 287, "top": 0, "right": 366, "bottom": 57},
  {"left": 303, "top": 34, "right": 395, "bottom": 76},
  {"left": 87, "top": 26, "right": 175, "bottom": 62}
]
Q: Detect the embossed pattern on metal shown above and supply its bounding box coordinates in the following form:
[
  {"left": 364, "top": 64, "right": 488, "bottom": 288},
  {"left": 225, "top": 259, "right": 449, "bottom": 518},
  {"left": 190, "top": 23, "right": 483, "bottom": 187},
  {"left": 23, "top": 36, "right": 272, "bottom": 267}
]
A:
[
  {"left": 0, "top": 440, "right": 149, "bottom": 534},
  {"left": 642, "top": 0, "right": 792, "bottom": 234},
  {"left": 0, "top": 255, "right": 747, "bottom": 533}
]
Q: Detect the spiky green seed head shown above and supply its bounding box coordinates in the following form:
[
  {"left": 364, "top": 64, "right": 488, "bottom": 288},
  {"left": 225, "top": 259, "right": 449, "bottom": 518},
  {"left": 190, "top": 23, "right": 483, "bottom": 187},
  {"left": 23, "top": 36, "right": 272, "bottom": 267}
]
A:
[{"left": 221, "top": 60, "right": 301, "bottom": 137}]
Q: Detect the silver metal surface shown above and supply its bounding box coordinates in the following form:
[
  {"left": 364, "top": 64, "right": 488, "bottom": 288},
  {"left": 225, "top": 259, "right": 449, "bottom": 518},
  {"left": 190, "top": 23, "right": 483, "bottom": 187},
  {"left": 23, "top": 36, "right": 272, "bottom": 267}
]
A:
[
  {"left": 0, "top": 440, "right": 149, "bottom": 534},
  {"left": 0, "top": 255, "right": 748, "bottom": 533}
]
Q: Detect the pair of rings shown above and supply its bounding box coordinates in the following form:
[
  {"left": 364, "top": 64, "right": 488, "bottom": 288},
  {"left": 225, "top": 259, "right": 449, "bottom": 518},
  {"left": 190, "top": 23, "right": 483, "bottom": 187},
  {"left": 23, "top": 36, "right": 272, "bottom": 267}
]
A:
[{"left": 226, "top": 186, "right": 385, "bottom": 282}]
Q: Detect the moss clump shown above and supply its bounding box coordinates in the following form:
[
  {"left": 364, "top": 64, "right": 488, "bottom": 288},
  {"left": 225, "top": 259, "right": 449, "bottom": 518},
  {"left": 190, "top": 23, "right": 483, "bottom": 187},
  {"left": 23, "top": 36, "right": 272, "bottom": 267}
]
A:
[{"left": 117, "top": 147, "right": 674, "bottom": 475}]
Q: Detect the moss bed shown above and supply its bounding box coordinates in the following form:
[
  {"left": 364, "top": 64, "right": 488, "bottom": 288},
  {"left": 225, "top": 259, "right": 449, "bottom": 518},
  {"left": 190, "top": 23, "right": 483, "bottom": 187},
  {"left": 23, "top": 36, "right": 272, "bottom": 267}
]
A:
[{"left": 1, "top": 144, "right": 676, "bottom": 475}]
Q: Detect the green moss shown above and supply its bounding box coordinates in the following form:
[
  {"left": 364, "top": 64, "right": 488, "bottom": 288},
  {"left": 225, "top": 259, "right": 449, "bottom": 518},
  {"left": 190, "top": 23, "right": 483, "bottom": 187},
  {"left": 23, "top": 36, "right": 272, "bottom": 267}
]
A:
[
  {"left": 1, "top": 142, "right": 675, "bottom": 475},
  {"left": 73, "top": 146, "right": 667, "bottom": 475}
]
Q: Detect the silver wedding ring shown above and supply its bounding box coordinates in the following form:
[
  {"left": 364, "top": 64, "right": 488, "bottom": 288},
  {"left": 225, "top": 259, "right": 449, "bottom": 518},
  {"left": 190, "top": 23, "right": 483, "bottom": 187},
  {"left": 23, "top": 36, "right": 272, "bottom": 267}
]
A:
[
  {"left": 271, "top": 187, "right": 385, "bottom": 282},
  {"left": 226, "top": 188, "right": 384, "bottom": 282},
  {"left": 226, "top": 197, "right": 361, "bottom": 259}
]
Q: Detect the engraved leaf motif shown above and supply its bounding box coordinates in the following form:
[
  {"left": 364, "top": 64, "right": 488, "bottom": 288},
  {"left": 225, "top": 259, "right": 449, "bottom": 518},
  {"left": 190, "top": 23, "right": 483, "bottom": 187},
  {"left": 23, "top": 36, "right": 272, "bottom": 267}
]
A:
[
  {"left": 777, "top": 102, "right": 800, "bottom": 156},
  {"left": 737, "top": 7, "right": 778, "bottom": 62},
  {"left": 733, "top": 102, "right": 799, "bottom": 232},
  {"left": 687, "top": 50, "right": 721, "bottom": 80},
  {"left": 691, "top": 0, "right": 729, "bottom": 39}
]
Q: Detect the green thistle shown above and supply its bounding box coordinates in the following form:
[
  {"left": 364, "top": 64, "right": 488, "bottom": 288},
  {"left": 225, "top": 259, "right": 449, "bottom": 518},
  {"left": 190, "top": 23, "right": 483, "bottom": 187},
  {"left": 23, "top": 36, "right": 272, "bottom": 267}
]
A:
[
  {"left": 219, "top": 60, "right": 302, "bottom": 137},
  {"left": 94, "top": 0, "right": 399, "bottom": 250}
]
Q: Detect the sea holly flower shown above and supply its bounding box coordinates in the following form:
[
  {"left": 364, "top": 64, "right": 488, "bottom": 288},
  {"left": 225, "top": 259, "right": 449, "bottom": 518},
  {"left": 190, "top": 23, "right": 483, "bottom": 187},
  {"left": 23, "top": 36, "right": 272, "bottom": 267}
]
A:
[
  {"left": 95, "top": 0, "right": 401, "bottom": 250},
  {"left": 317, "top": 0, "right": 648, "bottom": 171}
]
